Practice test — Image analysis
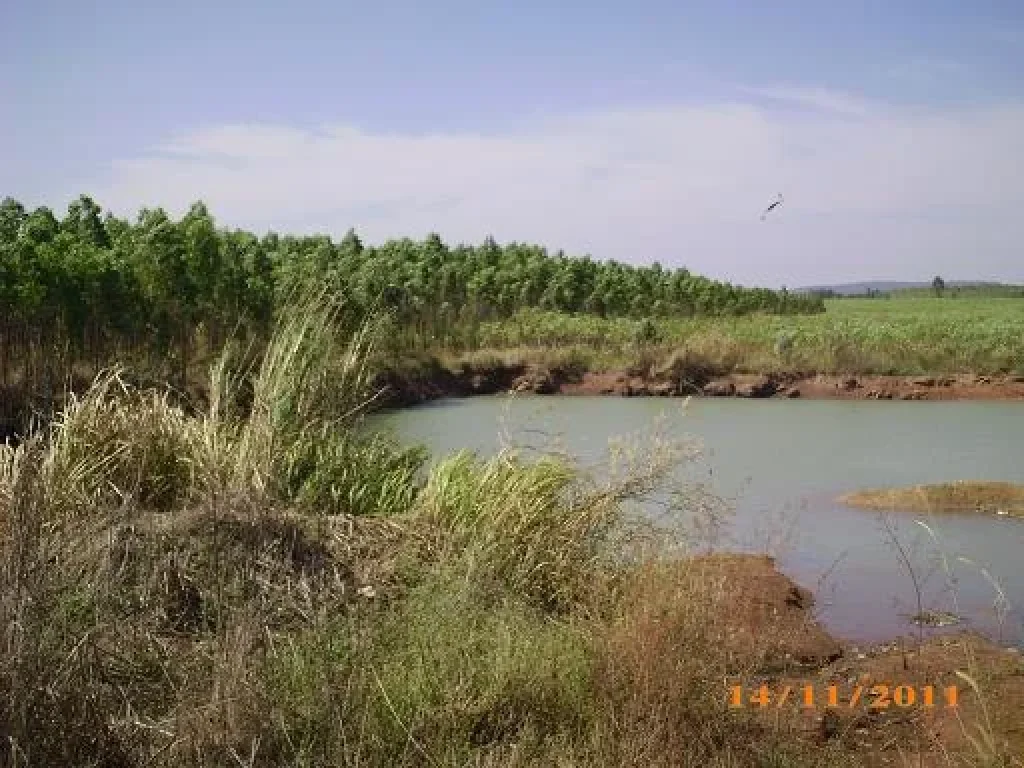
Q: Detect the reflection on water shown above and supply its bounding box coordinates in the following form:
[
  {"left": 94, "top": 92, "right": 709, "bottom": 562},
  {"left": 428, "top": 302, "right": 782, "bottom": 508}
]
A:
[{"left": 373, "top": 395, "right": 1024, "bottom": 647}]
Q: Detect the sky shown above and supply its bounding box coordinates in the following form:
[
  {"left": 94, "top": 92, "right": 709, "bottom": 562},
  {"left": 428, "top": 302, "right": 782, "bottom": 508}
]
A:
[{"left": 3, "top": 0, "right": 1024, "bottom": 287}]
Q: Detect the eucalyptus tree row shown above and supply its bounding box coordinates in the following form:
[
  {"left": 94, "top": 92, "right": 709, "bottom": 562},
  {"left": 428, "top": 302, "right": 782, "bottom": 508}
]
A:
[{"left": 0, "top": 194, "right": 823, "bottom": 397}]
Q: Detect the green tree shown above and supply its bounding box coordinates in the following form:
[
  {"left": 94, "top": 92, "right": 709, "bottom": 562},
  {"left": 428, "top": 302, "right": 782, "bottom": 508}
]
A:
[{"left": 0, "top": 194, "right": 827, "bottom": 400}]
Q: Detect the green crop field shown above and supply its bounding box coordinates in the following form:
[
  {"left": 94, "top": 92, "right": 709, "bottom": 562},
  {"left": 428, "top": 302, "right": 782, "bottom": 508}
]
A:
[{"left": 469, "top": 297, "right": 1024, "bottom": 375}]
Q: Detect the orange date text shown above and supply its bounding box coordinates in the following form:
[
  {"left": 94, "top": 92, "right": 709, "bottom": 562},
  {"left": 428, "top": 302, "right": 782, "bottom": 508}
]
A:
[{"left": 728, "top": 683, "right": 958, "bottom": 710}]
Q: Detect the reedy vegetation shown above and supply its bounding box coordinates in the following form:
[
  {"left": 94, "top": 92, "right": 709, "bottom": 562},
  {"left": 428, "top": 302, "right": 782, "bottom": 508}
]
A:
[
  {"left": 0, "top": 289, "right": 752, "bottom": 767},
  {"left": 0, "top": 290, "right": 1016, "bottom": 767}
]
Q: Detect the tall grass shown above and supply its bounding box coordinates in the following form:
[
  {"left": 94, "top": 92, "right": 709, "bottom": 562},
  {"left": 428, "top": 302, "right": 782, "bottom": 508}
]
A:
[
  {"left": 0, "top": 289, "right": 426, "bottom": 766},
  {"left": 468, "top": 299, "right": 1024, "bottom": 375},
  {"left": 1, "top": 287, "right": 1019, "bottom": 767}
]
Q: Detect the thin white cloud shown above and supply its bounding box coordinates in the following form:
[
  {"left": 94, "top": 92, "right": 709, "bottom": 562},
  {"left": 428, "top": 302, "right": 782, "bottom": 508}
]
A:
[
  {"left": 735, "top": 84, "right": 876, "bottom": 118},
  {"left": 87, "top": 87, "right": 1024, "bottom": 286}
]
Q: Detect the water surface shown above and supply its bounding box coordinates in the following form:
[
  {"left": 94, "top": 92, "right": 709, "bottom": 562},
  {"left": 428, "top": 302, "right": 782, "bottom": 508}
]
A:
[{"left": 373, "top": 396, "right": 1024, "bottom": 647}]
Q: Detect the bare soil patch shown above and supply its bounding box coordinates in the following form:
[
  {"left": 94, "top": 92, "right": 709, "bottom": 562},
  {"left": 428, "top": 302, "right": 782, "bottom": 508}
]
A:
[
  {"left": 706, "top": 554, "right": 1024, "bottom": 766},
  {"left": 564, "top": 370, "right": 1024, "bottom": 401}
]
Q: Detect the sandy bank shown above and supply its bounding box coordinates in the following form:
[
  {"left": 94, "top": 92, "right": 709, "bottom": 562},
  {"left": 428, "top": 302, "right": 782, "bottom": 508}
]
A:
[{"left": 838, "top": 481, "right": 1024, "bottom": 518}]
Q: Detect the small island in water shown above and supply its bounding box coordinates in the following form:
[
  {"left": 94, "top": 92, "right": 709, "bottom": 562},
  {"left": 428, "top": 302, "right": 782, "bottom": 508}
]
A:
[{"left": 838, "top": 481, "right": 1024, "bottom": 518}]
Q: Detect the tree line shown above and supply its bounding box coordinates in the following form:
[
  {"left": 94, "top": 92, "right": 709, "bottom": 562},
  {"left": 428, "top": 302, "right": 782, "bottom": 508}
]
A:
[{"left": 0, "top": 194, "right": 824, "bottom": 395}]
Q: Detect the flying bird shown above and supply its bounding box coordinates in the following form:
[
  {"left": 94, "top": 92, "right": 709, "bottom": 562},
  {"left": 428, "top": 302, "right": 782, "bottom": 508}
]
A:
[{"left": 760, "top": 193, "right": 784, "bottom": 221}]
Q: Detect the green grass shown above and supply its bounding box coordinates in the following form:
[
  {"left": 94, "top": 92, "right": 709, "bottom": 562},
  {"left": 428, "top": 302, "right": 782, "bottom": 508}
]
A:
[
  {"left": 890, "top": 284, "right": 1024, "bottom": 299},
  {"left": 465, "top": 297, "right": 1024, "bottom": 375}
]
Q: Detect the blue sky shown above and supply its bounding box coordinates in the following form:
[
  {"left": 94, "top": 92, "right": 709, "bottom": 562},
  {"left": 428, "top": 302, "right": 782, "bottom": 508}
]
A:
[{"left": 3, "top": 0, "right": 1024, "bottom": 286}]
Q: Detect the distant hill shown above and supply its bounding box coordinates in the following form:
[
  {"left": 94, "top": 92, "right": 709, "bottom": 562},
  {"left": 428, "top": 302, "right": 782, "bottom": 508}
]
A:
[{"left": 795, "top": 280, "right": 1021, "bottom": 297}]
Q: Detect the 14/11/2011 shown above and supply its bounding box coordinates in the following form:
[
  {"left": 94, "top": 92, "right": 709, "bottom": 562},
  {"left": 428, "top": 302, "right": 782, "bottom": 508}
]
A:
[{"left": 729, "top": 683, "right": 958, "bottom": 710}]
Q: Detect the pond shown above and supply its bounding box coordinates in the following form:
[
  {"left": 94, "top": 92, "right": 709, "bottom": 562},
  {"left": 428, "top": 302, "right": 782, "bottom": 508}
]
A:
[{"left": 373, "top": 396, "right": 1024, "bottom": 648}]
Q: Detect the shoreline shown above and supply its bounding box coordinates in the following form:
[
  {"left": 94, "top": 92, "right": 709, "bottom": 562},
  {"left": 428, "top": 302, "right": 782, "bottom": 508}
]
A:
[
  {"left": 707, "top": 553, "right": 1024, "bottom": 757},
  {"left": 564, "top": 370, "right": 1024, "bottom": 401},
  {"left": 5, "top": 367, "right": 1022, "bottom": 439},
  {"left": 376, "top": 364, "right": 1024, "bottom": 408}
]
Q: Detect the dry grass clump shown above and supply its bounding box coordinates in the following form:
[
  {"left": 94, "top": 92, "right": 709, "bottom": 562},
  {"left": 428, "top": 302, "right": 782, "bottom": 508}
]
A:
[
  {"left": 652, "top": 346, "right": 734, "bottom": 391},
  {"left": 839, "top": 481, "right": 1024, "bottom": 518},
  {"left": 1, "top": 374, "right": 201, "bottom": 523},
  {"left": 591, "top": 558, "right": 756, "bottom": 765}
]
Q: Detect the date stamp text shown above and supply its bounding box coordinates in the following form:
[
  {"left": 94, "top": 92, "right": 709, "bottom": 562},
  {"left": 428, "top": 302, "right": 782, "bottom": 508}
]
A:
[{"left": 729, "top": 683, "right": 959, "bottom": 710}]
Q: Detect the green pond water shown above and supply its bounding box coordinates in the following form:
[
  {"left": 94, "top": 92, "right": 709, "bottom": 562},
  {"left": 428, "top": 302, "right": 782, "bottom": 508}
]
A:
[{"left": 372, "top": 396, "right": 1024, "bottom": 648}]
